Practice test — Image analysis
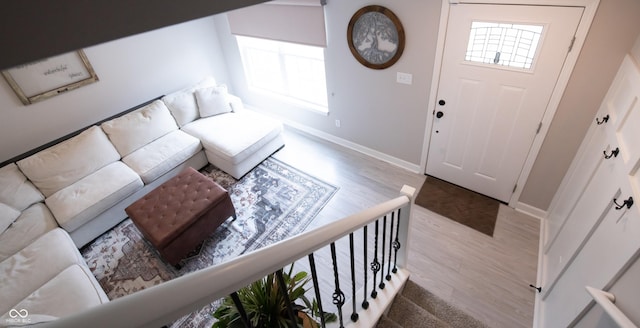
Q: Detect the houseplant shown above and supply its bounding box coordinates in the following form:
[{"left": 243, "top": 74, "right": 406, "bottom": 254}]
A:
[{"left": 212, "top": 265, "right": 336, "bottom": 328}]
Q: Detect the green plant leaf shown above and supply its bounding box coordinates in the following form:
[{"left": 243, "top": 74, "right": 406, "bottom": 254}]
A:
[{"left": 211, "top": 267, "right": 334, "bottom": 328}]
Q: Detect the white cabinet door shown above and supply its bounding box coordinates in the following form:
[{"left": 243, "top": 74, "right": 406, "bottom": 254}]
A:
[
  {"left": 544, "top": 106, "right": 610, "bottom": 251},
  {"left": 542, "top": 130, "right": 620, "bottom": 295},
  {"left": 606, "top": 56, "right": 640, "bottom": 201},
  {"left": 541, "top": 184, "right": 640, "bottom": 327},
  {"left": 540, "top": 55, "right": 640, "bottom": 326}
]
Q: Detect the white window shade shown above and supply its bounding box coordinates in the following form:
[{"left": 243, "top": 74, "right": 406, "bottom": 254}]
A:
[{"left": 227, "top": 0, "right": 327, "bottom": 47}]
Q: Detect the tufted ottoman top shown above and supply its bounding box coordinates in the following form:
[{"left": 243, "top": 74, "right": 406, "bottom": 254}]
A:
[{"left": 125, "top": 167, "right": 229, "bottom": 248}]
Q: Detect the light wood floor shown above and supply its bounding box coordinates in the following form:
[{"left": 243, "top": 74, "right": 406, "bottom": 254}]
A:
[{"left": 273, "top": 127, "right": 539, "bottom": 328}]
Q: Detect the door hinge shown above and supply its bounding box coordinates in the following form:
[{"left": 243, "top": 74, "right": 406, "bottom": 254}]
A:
[
  {"left": 513, "top": 184, "right": 518, "bottom": 193},
  {"left": 536, "top": 122, "right": 542, "bottom": 134},
  {"left": 568, "top": 36, "right": 576, "bottom": 53}
]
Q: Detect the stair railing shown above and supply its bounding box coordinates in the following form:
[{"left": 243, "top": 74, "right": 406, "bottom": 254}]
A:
[
  {"left": 44, "top": 185, "right": 416, "bottom": 328},
  {"left": 585, "top": 286, "right": 638, "bottom": 328}
]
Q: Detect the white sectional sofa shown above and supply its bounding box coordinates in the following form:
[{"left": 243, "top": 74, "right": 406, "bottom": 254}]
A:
[{"left": 0, "top": 77, "right": 284, "bottom": 325}]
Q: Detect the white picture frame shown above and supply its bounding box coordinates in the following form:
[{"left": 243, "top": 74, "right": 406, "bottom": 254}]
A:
[{"left": 2, "top": 50, "right": 99, "bottom": 105}]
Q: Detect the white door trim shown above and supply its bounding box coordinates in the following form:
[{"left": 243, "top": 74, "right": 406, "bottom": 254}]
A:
[{"left": 419, "top": 0, "right": 600, "bottom": 209}]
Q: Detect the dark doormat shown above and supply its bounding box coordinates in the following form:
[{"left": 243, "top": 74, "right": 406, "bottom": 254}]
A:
[{"left": 415, "top": 176, "right": 499, "bottom": 236}]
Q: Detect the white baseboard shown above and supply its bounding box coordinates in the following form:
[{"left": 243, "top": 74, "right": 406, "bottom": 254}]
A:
[
  {"left": 515, "top": 202, "right": 547, "bottom": 220},
  {"left": 282, "top": 119, "right": 422, "bottom": 174},
  {"left": 532, "top": 215, "right": 547, "bottom": 328}
]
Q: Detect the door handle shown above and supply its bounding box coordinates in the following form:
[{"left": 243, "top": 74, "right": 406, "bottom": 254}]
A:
[
  {"left": 596, "top": 114, "right": 609, "bottom": 125},
  {"left": 436, "top": 111, "right": 444, "bottom": 119},
  {"left": 603, "top": 147, "right": 619, "bottom": 159},
  {"left": 613, "top": 196, "right": 634, "bottom": 210}
]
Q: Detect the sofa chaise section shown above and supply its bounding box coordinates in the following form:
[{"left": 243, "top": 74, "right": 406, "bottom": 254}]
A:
[
  {"left": 182, "top": 110, "right": 284, "bottom": 179},
  {"left": 163, "top": 79, "right": 285, "bottom": 179}
]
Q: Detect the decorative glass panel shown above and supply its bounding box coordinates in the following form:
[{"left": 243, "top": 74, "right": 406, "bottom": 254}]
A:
[{"left": 465, "top": 22, "right": 543, "bottom": 70}]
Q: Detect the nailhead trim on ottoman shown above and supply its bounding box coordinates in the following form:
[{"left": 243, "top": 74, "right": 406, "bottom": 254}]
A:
[{"left": 125, "top": 167, "right": 236, "bottom": 266}]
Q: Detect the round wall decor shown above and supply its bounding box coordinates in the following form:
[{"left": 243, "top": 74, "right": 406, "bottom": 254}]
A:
[{"left": 347, "top": 5, "right": 405, "bottom": 70}]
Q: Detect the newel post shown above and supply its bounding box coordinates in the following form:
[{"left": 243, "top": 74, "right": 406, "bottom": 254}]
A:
[{"left": 395, "top": 185, "right": 416, "bottom": 270}]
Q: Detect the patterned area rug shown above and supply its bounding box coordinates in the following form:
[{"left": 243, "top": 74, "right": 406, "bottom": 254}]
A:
[{"left": 80, "top": 157, "right": 338, "bottom": 327}]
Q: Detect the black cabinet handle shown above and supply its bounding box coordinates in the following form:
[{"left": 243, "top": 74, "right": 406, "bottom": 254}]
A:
[
  {"left": 613, "top": 197, "right": 634, "bottom": 210},
  {"left": 604, "top": 147, "right": 620, "bottom": 159},
  {"left": 596, "top": 114, "right": 610, "bottom": 125}
]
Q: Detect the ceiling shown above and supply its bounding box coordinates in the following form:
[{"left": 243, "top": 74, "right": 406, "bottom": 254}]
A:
[{"left": 0, "top": 0, "right": 268, "bottom": 70}]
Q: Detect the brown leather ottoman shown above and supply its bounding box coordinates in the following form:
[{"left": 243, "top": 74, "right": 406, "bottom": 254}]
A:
[{"left": 125, "top": 167, "right": 236, "bottom": 267}]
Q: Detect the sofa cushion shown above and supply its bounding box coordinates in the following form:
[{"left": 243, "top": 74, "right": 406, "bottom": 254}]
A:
[
  {"left": 0, "top": 228, "right": 85, "bottom": 316},
  {"left": 122, "top": 130, "right": 202, "bottom": 184},
  {"left": 46, "top": 161, "right": 143, "bottom": 232},
  {"left": 5, "top": 264, "right": 108, "bottom": 324},
  {"left": 162, "top": 76, "right": 217, "bottom": 127},
  {"left": 0, "top": 163, "right": 44, "bottom": 211},
  {"left": 0, "top": 203, "right": 57, "bottom": 262},
  {"left": 101, "top": 100, "right": 178, "bottom": 157},
  {"left": 195, "top": 85, "right": 233, "bottom": 118},
  {"left": 0, "top": 203, "right": 20, "bottom": 234},
  {"left": 16, "top": 126, "right": 121, "bottom": 197},
  {"left": 182, "top": 110, "right": 284, "bottom": 165}
]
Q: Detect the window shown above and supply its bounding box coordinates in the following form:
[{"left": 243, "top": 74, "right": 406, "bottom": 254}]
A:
[
  {"left": 236, "top": 36, "right": 329, "bottom": 112},
  {"left": 465, "top": 22, "right": 543, "bottom": 70}
]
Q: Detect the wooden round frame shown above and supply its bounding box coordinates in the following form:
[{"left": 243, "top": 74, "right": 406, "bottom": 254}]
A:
[{"left": 347, "top": 5, "right": 405, "bottom": 70}]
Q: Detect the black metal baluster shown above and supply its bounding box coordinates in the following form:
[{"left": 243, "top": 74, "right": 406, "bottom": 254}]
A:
[
  {"left": 386, "top": 211, "right": 394, "bottom": 281},
  {"left": 349, "top": 233, "right": 359, "bottom": 322},
  {"left": 392, "top": 208, "right": 402, "bottom": 274},
  {"left": 379, "top": 215, "right": 387, "bottom": 290},
  {"left": 230, "top": 291, "right": 252, "bottom": 328},
  {"left": 275, "top": 269, "right": 298, "bottom": 328},
  {"left": 362, "top": 225, "right": 369, "bottom": 309},
  {"left": 370, "top": 219, "right": 381, "bottom": 298},
  {"left": 308, "top": 254, "right": 327, "bottom": 328},
  {"left": 331, "top": 242, "right": 346, "bottom": 328}
]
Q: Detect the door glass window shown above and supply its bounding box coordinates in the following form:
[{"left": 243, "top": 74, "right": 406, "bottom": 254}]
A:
[{"left": 465, "top": 22, "right": 543, "bottom": 69}]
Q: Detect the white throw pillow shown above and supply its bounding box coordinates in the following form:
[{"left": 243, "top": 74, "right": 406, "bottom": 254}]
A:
[
  {"left": 195, "top": 85, "right": 233, "bottom": 118},
  {"left": 16, "top": 126, "right": 121, "bottom": 197},
  {"left": 101, "top": 100, "right": 178, "bottom": 157},
  {"left": 162, "top": 91, "right": 198, "bottom": 127},
  {"left": 0, "top": 203, "right": 20, "bottom": 234},
  {"left": 0, "top": 163, "right": 44, "bottom": 211}
]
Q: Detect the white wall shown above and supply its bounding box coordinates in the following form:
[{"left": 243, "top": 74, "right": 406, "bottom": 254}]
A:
[
  {"left": 214, "top": 0, "right": 441, "bottom": 169},
  {"left": 0, "top": 16, "right": 229, "bottom": 163}
]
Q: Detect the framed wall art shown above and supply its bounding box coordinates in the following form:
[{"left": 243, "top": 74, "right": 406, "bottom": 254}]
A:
[
  {"left": 2, "top": 50, "right": 99, "bottom": 105},
  {"left": 347, "top": 5, "right": 405, "bottom": 70}
]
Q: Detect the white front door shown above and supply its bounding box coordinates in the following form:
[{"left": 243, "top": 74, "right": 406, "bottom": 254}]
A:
[{"left": 425, "top": 4, "right": 583, "bottom": 202}]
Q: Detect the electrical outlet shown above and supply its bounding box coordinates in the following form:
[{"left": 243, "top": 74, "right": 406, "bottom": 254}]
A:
[
  {"left": 397, "top": 72, "right": 413, "bottom": 85},
  {"left": 335, "top": 119, "right": 341, "bottom": 128}
]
